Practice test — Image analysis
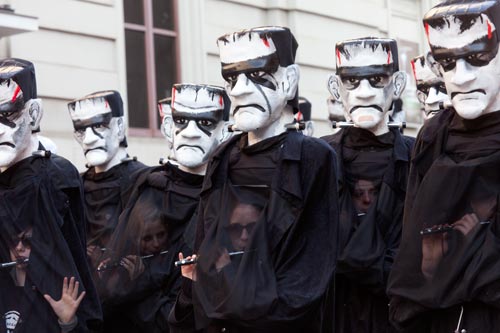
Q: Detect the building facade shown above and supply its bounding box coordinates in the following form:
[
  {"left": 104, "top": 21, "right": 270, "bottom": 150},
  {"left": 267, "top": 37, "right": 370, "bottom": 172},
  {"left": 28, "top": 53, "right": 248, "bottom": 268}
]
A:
[{"left": 2, "top": 0, "right": 440, "bottom": 169}]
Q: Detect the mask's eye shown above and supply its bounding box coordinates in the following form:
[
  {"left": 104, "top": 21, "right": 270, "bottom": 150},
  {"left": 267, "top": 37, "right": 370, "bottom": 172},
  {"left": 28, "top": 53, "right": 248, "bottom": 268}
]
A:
[
  {"left": 439, "top": 57, "right": 457, "bottom": 71},
  {"left": 225, "top": 74, "right": 239, "bottom": 84},
  {"left": 249, "top": 71, "right": 266, "bottom": 79},
  {"left": 174, "top": 118, "right": 187, "bottom": 125},
  {"left": 198, "top": 119, "right": 214, "bottom": 127},
  {"left": 368, "top": 75, "right": 389, "bottom": 88},
  {"left": 341, "top": 77, "right": 360, "bottom": 89}
]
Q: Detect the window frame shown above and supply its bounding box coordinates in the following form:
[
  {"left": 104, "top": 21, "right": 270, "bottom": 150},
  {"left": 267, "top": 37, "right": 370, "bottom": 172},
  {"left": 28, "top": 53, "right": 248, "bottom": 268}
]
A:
[{"left": 125, "top": 0, "right": 180, "bottom": 137}]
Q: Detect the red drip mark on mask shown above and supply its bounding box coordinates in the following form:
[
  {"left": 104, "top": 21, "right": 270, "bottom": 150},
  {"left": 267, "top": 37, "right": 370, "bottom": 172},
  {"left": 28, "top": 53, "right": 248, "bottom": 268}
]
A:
[
  {"left": 11, "top": 85, "right": 20, "bottom": 103},
  {"left": 105, "top": 100, "right": 109, "bottom": 109},
  {"left": 172, "top": 88, "right": 176, "bottom": 106},
  {"left": 488, "top": 20, "right": 493, "bottom": 39},
  {"left": 262, "top": 37, "right": 270, "bottom": 47},
  {"left": 336, "top": 49, "right": 341, "bottom": 66},
  {"left": 296, "top": 111, "right": 303, "bottom": 122},
  {"left": 219, "top": 95, "right": 223, "bottom": 107},
  {"left": 410, "top": 60, "right": 417, "bottom": 80},
  {"left": 158, "top": 103, "right": 164, "bottom": 117},
  {"left": 387, "top": 49, "right": 392, "bottom": 64},
  {"left": 425, "top": 23, "right": 430, "bottom": 38}
]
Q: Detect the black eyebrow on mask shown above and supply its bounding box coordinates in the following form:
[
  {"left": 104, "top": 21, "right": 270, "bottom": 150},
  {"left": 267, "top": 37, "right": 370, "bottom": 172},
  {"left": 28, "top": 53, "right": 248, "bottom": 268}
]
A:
[
  {"left": 431, "top": 35, "right": 498, "bottom": 59},
  {"left": 337, "top": 64, "right": 395, "bottom": 77},
  {"left": 172, "top": 110, "right": 223, "bottom": 122},
  {"left": 72, "top": 113, "right": 112, "bottom": 130},
  {"left": 221, "top": 53, "right": 280, "bottom": 75}
]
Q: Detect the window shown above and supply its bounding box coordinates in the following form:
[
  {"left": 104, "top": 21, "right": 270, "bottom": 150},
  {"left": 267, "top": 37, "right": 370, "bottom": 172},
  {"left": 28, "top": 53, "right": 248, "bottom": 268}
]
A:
[{"left": 124, "top": 0, "right": 179, "bottom": 135}]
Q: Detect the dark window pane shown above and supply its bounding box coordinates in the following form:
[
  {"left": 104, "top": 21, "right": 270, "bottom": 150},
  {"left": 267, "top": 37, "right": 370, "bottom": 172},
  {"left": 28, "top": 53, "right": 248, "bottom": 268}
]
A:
[
  {"left": 124, "top": 0, "right": 144, "bottom": 25},
  {"left": 154, "top": 34, "right": 177, "bottom": 129},
  {"left": 153, "top": 0, "right": 174, "bottom": 30},
  {"left": 125, "top": 29, "right": 149, "bottom": 128}
]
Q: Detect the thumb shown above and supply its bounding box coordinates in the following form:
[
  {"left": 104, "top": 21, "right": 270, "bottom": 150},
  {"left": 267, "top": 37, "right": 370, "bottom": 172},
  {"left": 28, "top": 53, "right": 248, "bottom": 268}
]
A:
[{"left": 43, "top": 294, "right": 56, "bottom": 306}]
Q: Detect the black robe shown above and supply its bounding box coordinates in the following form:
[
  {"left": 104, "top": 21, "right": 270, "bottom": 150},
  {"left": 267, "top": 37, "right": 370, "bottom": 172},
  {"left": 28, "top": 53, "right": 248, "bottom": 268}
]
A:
[
  {"left": 0, "top": 153, "right": 102, "bottom": 332},
  {"left": 388, "top": 109, "right": 500, "bottom": 332},
  {"left": 321, "top": 127, "right": 414, "bottom": 333},
  {"left": 169, "top": 131, "right": 340, "bottom": 333},
  {"left": 82, "top": 159, "right": 146, "bottom": 264},
  {"left": 99, "top": 162, "right": 204, "bottom": 333}
]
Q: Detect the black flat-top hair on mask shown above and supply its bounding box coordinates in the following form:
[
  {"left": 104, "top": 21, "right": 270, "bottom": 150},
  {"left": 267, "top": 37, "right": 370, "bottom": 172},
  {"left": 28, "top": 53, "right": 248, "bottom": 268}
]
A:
[
  {"left": 336, "top": 37, "right": 400, "bottom": 73},
  {"left": 298, "top": 97, "right": 312, "bottom": 121},
  {"left": 218, "top": 26, "right": 300, "bottom": 113},
  {"left": 0, "top": 58, "right": 37, "bottom": 101},
  {"left": 424, "top": 0, "right": 500, "bottom": 39},
  {"left": 217, "top": 26, "right": 298, "bottom": 67},
  {"left": 172, "top": 84, "right": 231, "bottom": 121},
  {"left": 68, "top": 90, "right": 124, "bottom": 117}
]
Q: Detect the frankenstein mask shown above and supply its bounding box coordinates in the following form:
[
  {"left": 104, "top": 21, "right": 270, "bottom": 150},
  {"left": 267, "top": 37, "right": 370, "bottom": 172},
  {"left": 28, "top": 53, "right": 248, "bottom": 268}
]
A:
[
  {"left": 411, "top": 52, "right": 450, "bottom": 120},
  {"left": 217, "top": 26, "right": 299, "bottom": 133},
  {"left": 171, "top": 84, "right": 229, "bottom": 171},
  {"left": 328, "top": 37, "right": 406, "bottom": 135},
  {"left": 424, "top": 0, "right": 500, "bottom": 119},
  {"left": 0, "top": 58, "right": 41, "bottom": 170},
  {"left": 68, "top": 90, "right": 126, "bottom": 170}
]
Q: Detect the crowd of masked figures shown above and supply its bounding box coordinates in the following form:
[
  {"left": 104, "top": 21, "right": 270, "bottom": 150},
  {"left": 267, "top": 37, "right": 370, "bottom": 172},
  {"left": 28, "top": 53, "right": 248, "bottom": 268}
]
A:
[{"left": 2, "top": 0, "right": 500, "bottom": 332}]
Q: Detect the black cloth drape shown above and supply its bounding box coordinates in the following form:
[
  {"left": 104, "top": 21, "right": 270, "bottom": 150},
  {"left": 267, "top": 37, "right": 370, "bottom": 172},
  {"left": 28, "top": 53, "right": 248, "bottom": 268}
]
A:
[
  {"left": 321, "top": 127, "right": 414, "bottom": 333},
  {"left": 0, "top": 153, "right": 102, "bottom": 332},
  {"left": 97, "top": 162, "right": 203, "bottom": 333},
  {"left": 169, "top": 131, "right": 339, "bottom": 333},
  {"left": 388, "top": 109, "right": 500, "bottom": 332}
]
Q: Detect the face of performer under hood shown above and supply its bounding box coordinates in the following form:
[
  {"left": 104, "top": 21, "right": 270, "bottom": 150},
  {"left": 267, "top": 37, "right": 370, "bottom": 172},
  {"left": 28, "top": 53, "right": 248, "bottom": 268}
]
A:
[
  {"left": 0, "top": 80, "right": 37, "bottom": 170},
  {"left": 329, "top": 38, "right": 406, "bottom": 134},
  {"left": 69, "top": 92, "right": 125, "bottom": 169},
  {"left": 217, "top": 27, "right": 299, "bottom": 133},
  {"left": 425, "top": 12, "right": 500, "bottom": 119},
  {"left": 411, "top": 53, "right": 450, "bottom": 119},
  {"left": 171, "top": 84, "right": 228, "bottom": 169}
]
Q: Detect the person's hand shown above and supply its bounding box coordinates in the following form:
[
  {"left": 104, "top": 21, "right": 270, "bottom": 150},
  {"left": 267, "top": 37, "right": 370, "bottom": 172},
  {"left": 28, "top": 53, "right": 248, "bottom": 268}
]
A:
[
  {"left": 44, "top": 277, "right": 85, "bottom": 324},
  {"left": 120, "top": 255, "right": 145, "bottom": 280},
  {"left": 87, "top": 245, "right": 103, "bottom": 268},
  {"left": 179, "top": 252, "right": 197, "bottom": 281},
  {"left": 215, "top": 248, "right": 231, "bottom": 272},
  {"left": 453, "top": 213, "right": 480, "bottom": 236},
  {"left": 421, "top": 232, "right": 448, "bottom": 280}
]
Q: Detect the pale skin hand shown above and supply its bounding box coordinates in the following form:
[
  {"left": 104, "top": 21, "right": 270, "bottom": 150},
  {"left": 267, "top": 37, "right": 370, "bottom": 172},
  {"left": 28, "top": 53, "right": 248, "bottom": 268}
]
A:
[
  {"left": 421, "top": 232, "right": 448, "bottom": 280},
  {"left": 421, "top": 213, "right": 481, "bottom": 279},
  {"left": 179, "top": 252, "right": 197, "bottom": 281},
  {"left": 120, "top": 255, "right": 145, "bottom": 280},
  {"left": 43, "top": 277, "right": 85, "bottom": 324}
]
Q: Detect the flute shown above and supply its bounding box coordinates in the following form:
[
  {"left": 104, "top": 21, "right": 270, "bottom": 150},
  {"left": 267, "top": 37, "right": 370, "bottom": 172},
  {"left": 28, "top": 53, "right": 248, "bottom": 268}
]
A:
[
  {"left": 97, "top": 250, "right": 169, "bottom": 272},
  {"left": 1, "top": 258, "right": 29, "bottom": 269},
  {"left": 175, "top": 251, "right": 245, "bottom": 267}
]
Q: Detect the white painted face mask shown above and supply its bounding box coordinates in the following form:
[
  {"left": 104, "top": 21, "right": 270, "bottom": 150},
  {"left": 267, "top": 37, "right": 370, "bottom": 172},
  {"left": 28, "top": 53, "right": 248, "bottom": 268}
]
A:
[{"left": 171, "top": 84, "right": 228, "bottom": 169}]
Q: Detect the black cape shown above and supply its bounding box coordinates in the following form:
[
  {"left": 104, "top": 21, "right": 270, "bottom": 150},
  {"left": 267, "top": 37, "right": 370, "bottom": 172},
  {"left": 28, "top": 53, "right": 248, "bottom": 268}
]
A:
[
  {"left": 321, "top": 127, "right": 414, "bottom": 333},
  {"left": 82, "top": 159, "right": 146, "bottom": 267},
  {"left": 98, "top": 162, "right": 204, "bottom": 333},
  {"left": 169, "top": 131, "right": 340, "bottom": 333},
  {"left": 388, "top": 109, "right": 500, "bottom": 332},
  {"left": 0, "top": 153, "right": 102, "bottom": 332}
]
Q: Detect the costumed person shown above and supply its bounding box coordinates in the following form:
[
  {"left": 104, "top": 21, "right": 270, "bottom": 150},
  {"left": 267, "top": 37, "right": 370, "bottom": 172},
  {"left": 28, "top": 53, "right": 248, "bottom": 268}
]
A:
[
  {"left": 321, "top": 37, "right": 414, "bottom": 333},
  {"left": 295, "top": 96, "right": 314, "bottom": 136},
  {"left": 0, "top": 58, "right": 101, "bottom": 332},
  {"left": 1, "top": 222, "right": 86, "bottom": 333},
  {"left": 96, "top": 83, "right": 229, "bottom": 333},
  {"left": 169, "top": 26, "right": 339, "bottom": 333},
  {"left": 411, "top": 52, "right": 450, "bottom": 121},
  {"left": 388, "top": 1, "right": 500, "bottom": 332},
  {"left": 67, "top": 90, "right": 146, "bottom": 270}
]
